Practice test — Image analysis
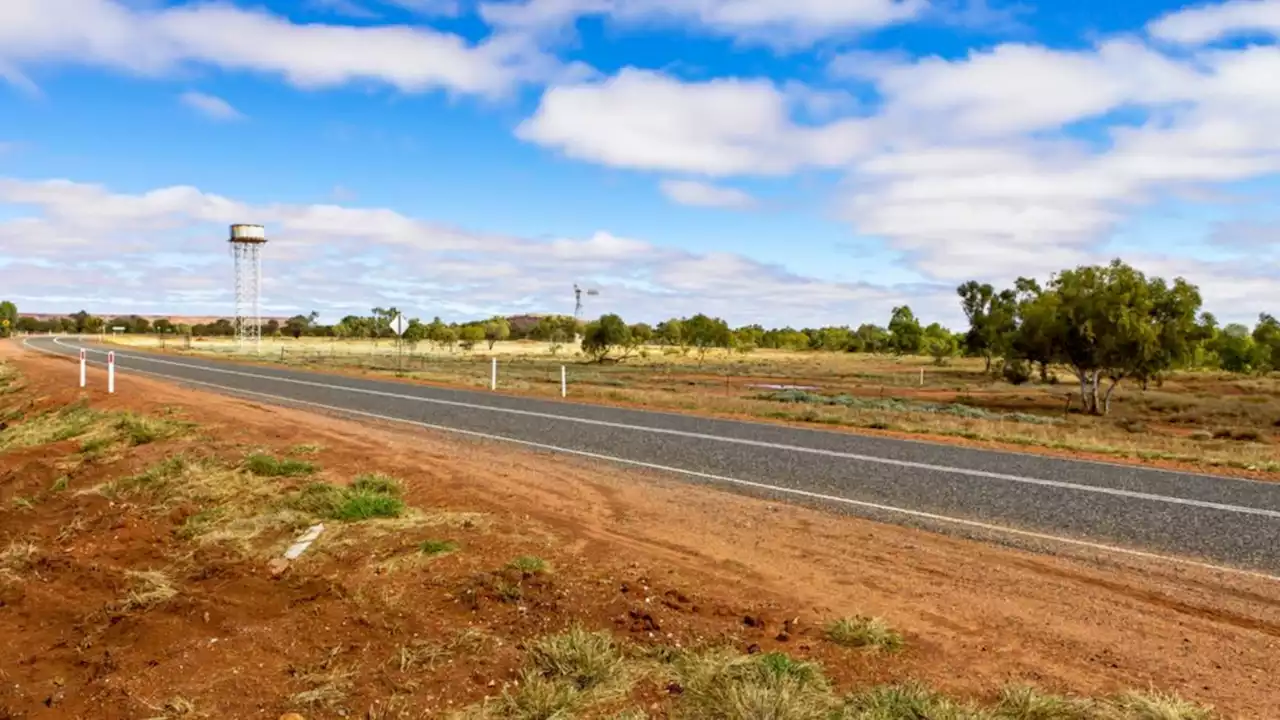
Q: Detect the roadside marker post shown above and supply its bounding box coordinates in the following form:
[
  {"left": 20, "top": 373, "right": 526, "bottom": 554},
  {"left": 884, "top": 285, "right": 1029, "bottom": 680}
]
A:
[
  {"left": 491, "top": 357, "right": 497, "bottom": 391},
  {"left": 919, "top": 367, "right": 924, "bottom": 386},
  {"left": 79, "top": 349, "right": 86, "bottom": 388},
  {"left": 561, "top": 365, "right": 567, "bottom": 398},
  {"left": 107, "top": 352, "right": 116, "bottom": 394}
]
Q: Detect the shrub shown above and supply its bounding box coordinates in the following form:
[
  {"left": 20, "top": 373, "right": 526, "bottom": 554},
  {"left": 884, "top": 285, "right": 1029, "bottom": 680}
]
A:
[{"left": 1002, "top": 359, "right": 1033, "bottom": 385}]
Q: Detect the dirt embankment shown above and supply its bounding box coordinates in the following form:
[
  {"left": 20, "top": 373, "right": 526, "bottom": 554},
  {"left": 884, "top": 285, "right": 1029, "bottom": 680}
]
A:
[{"left": 1, "top": 344, "right": 1278, "bottom": 719}]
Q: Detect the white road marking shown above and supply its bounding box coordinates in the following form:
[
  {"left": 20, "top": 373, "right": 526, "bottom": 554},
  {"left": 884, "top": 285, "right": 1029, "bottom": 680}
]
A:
[
  {"left": 26, "top": 336, "right": 1279, "bottom": 584},
  {"left": 42, "top": 337, "right": 1280, "bottom": 519}
]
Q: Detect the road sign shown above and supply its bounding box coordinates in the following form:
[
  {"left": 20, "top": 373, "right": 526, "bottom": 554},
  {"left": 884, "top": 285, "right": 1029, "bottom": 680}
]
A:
[{"left": 390, "top": 313, "right": 407, "bottom": 337}]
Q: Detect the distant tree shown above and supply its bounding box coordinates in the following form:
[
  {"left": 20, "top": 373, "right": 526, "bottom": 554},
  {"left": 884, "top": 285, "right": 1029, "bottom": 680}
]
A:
[
  {"left": 153, "top": 318, "right": 174, "bottom": 334},
  {"left": 484, "top": 317, "right": 511, "bottom": 350},
  {"left": 851, "top": 324, "right": 890, "bottom": 353},
  {"left": 734, "top": 324, "right": 765, "bottom": 349},
  {"left": 655, "top": 319, "right": 685, "bottom": 349},
  {"left": 402, "top": 318, "right": 427, "bottom": 344},
  {"left": 1251, "top": 313, "right": 1280, "bottom": 373},
  {"left": 1008, "top": 277, "right": 1057, "bottom": 382},
  {"left": 621, "top": 322, "right": 653, "bottom": 359},
  {"left": 923, "top": 323, "right": 958, "bottom": 365},
  {"left": 284, "top": 313, "right": 315, "bottom": 338},
  {"left": 0, "top": 300, "right": 16, "bottom": 338},
  {"left": 816, "top": 326, "right": 852, "bottom": 352},
  {"left": 263, "top": 318, "right": 279, "bottom": 337},
  {"left": 682, "top": 314, "right": 732, "bottom": 363},
  {"left": 458, "top": 324, "right": 485, "bottom": 351},
  {"left": 424, "top": 317, "right": 448, "bottom": 346},
  {"left": 762, "top": 327, "right": 810, "bottom": 351},
  {"left": 887, "top": 306, "right": 923, "bottom": 355},
  {"left": 439, "top": 326, "right": 459, "bottom": 352},
  {"left": 956, "top": 281, "right": 1018, "bottom": 372},
  {"left": 581, "top": 314, "right": 631, "bottom": 361},
  {"left": 370, "top": 307, "right": 401, "bottom": 339},
  {"left": 1049, "top": 259, "right": 1202, "bottom": 414},
  {"left": 1215, "top": 324, "right": 1257, "bottom": 373},
  {"left": 629, "top": 322, "right": 653, "bottom": 345}
]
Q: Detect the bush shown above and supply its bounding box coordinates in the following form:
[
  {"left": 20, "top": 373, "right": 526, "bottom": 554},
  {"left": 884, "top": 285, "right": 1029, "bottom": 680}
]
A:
[{"left": 1002, "top": 359, "right": 1033, "bottom": 385}]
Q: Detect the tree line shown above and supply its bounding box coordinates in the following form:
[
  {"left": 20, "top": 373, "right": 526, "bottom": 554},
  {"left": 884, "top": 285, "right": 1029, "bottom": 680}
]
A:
[{"left": 3, "top": 258, "right": 1277, "bottom": 415}]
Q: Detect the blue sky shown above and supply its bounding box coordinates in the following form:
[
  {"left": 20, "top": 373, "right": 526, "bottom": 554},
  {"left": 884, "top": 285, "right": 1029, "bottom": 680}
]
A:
[{"left": 1, "top": 0, "right": 1279, "bottom": 327}]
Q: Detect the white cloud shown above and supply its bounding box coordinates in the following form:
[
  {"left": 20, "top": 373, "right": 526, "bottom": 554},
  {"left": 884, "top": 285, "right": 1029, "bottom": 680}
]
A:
[
  {"left": 0, "top": 0, "right": 561, "bottom": 98},
  {"left": 480, "top": 0, "right": 926, "bottom": 45},
  {"left": 180, "top": 91, "right": 243, "bottom": 121},
  {"left": 518, "top": 69, "right": 872, "bottom": 176},
  {"left": 659, "top": 179, "right": 756, "bottom": 209},
  {"left": 866, "top": 40, "right": 1198, "bottom": 138},
  {"left": 1148, "top": 0, "right": 1280, "bottom": 44},
  {"left": 0, "top": 177, "right": 938, "bottom": 327}
]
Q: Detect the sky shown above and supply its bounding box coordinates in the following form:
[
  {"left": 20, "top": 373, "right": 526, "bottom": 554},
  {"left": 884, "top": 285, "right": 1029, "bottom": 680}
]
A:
[{"left": 1, "top": 0, "right": 1279, "bottom": 328}]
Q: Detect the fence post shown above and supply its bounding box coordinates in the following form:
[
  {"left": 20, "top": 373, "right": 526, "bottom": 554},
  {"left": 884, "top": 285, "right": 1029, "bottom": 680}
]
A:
[
  {"left": 919, "top": 367, "right": 924, "bottom": 386},
  {"left": 491, "top": 357, "right": 497, "bottom": 391},
  {"left": 107, "top": 352, "right": 116, "bottom": 394},
  {"left": 561, "top": 365, "right": 566, "bottom": 398}
]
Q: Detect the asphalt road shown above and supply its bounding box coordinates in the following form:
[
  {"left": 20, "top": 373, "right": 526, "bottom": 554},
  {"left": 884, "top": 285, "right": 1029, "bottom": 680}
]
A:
[{"left": 22, "top": 335, "right": 1280, "bottom": 576}]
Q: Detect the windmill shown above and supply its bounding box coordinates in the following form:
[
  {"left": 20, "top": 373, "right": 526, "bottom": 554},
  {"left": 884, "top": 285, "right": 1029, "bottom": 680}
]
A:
[
  {"left": 573, "top": 283, "right": 599, "bottom": 323},
  {"left": 573, "top": 284, "right": 599, "bottom": 344}
]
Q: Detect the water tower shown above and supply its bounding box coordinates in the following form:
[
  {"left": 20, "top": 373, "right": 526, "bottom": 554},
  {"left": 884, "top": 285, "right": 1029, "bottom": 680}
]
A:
[{"left": 229, "top": 224, "right": 267, "bottom": 353}]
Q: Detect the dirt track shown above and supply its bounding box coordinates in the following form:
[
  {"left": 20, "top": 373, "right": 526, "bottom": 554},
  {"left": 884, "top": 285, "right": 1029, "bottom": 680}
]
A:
[{"left": 2, "top": 344, "right": 1278, "bottom": 718}]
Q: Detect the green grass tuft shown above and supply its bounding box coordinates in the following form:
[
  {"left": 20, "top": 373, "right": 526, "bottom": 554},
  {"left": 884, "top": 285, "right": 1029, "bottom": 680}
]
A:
[
  {"left": 824, "top": 616, "right": 905, "bottom": 652},
  {"left": 114, "top": 412, "right": 190, "bottom": 446},
  {"left": 286, "top": 476, "right": 406, "bottom": 522},
  {"left": 419, "top": 539, "right": 459, "bottom": 556},
  {"left": 244, "top": 452, "right": 317, "bottom": 477},
  {"left": 507, "top": 555, "right": 548, "bottom": 575},
  {"left": 674, "top": 649, "right": 833, "bottom": 720},
  {"left": 527, "top": 625, "right": 625, "bottom": 692},
  {"left": 995, "top": 685, "right": 1097, "bottom": 719}
]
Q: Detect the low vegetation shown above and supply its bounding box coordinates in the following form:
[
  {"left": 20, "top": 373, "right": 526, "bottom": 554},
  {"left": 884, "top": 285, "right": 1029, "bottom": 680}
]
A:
[
  {"left": 419, "top": 538, "right": 459, "bottom": 556},
  {"left": 286, "top": 473, "right": 406, "bottom": 522},
  {"left": 824, "top": 616, "right": 905, "bottom": 652},
  {"left": 244, "top": 452, "right": 317, "bottom": 477}
]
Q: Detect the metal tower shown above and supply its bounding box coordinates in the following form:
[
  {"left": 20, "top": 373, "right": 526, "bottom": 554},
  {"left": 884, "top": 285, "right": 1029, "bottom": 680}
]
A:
[
  {"left": 573, "top": 283, "right": 599, "bottom": 323},
  {"left": 229, "top": 224, "right": 267, "bottom": 354}
]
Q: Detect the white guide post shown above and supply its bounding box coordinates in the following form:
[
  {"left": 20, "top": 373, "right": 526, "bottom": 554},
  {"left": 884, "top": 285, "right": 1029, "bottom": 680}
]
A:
[
  {"left": 79, "top": 349, "right": 86, "bottom": 388},
  {"left": 107, "top": 351, "right": 115, "bottom": 394},
  {"left": 490, "top": 357, "right": 497, "bottom": 391},
  {"left": 919, "top": 367, "right": 924, "bottom": 386},
  {"left": 561, "top": 365, "right": 566, "bottom": 398}
]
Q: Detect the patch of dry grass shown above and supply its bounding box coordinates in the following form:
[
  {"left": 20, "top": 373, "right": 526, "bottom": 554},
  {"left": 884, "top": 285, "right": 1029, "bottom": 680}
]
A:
[
  {"left": 824, "top": 616, "right": 904, "bottom": 652},
  {"left": 120, "top": 570, "right": 179, "bottom": 611},
  {"left": 0, "top": 541, "right": 39, "bottom": 582},
  {"left": 289, "top": 646, "right": 356, "bottom": 710},
  {"left": 457, "top": 625, "right": 631, "bottom": 719}
]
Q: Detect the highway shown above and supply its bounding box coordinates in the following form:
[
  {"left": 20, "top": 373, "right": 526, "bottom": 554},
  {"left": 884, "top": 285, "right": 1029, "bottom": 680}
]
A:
[{"left": 22, "top": 335, "right": 1280, "bottom": 577}]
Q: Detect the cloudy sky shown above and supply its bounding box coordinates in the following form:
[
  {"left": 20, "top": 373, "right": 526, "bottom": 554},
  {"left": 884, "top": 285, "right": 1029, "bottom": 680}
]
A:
[{"left": 1, "top": 0, "right": 1279, "bottom": 327}]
